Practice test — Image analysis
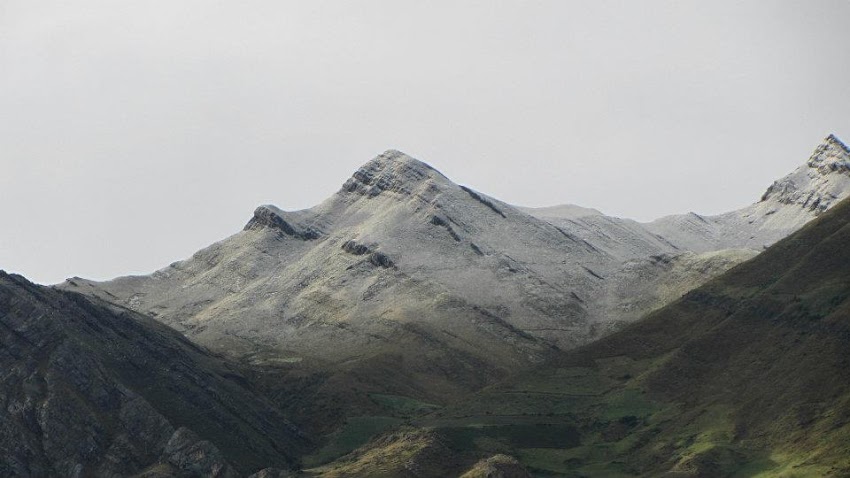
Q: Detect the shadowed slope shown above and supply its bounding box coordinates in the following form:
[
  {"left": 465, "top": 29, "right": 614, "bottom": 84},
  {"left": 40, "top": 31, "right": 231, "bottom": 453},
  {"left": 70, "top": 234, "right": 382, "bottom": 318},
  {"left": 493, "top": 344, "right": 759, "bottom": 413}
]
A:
[{"left": 0, "top": 272, "right": 308, "bottom": 477}]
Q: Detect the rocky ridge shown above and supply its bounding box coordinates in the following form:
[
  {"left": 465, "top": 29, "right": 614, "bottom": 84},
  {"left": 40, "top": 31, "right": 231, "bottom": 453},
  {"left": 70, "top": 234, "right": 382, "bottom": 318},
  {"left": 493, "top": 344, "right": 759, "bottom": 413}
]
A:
[{"left": 0, "top": 271, "right": 307, "bottom": 477}]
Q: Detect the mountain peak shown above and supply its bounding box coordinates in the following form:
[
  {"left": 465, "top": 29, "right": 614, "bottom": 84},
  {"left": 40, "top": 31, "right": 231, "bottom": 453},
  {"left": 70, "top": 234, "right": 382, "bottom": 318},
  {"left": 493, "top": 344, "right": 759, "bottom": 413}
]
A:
[
  {"left": 825, "top": 133, "right": 849, "bottom": 151},
  {"left": 758, "top": 134, "right": 850, "bottom": 212},
  {"left": 809, "top": 134, "right": 850, "bottom": 174},
  {"left": 341, "top": 150, "right": 449, "bottom": 198}
]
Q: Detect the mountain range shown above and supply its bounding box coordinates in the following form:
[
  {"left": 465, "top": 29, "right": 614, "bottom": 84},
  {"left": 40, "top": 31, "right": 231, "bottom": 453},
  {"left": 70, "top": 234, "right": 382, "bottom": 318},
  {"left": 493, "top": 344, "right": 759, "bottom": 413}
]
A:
[
  {"left": 61, "top": 135, "right": 850, "bottom": 393},
  {"left": 2, "top": 134, "right": 849, "bottom": 476},
  {"left": 330, "top": 164, "right": 850, "bottom": 476}
]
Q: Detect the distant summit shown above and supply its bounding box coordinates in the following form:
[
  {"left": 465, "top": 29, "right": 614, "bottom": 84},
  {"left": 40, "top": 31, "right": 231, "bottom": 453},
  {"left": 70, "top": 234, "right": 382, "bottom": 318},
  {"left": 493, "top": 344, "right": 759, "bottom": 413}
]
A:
[
  {"left": 341, "top": 150, "right": 448, "bottom": 198},
  {"left": 760, "top": 134, "right": 850, "bottom": 213},
  {"left": 808, "top": 133, "right": 850, "bottom": 174},
  {"left": 825, "top": 133, "right": 850, "bottom": 152}
]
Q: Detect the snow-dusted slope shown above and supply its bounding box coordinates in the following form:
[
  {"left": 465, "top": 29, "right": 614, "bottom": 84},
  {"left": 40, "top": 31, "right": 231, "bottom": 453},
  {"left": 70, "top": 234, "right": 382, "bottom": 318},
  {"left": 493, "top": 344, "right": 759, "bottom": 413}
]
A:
[
  {"left": 521, "top": 212, "right": 681, "bottom": 262},
  {"left": 62, "top": 136, "right": 850, "bottom": 397},
  {"left": 647, "top": 134, "right": 850, "bottom": 251},
  {"left": 499, "top": 134, "right": 850, "bottom": 324},
  {"left": 516, "top": 204, "right": 603, "bottom": 220},
  {"left": 524, "top": 135, "right": 850, "bottom": 257},
  {"left": 63, "top": 151, "right": 622, "bottom": 397},
  {"left": 599, "top": 248, "right": 758, "bottom": 323}
]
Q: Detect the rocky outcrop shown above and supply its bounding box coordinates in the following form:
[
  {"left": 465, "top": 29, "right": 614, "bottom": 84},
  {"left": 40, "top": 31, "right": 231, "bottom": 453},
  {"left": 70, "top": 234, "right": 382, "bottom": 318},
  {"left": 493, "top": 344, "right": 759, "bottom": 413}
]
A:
[
  {"left": 368, "top": 251, "right": 395, "bottom": 269},
  {"left": 341, "top": 240, "right": 395, "bottom": 268},
  {"left": 313, "top": 428, "right": 462, "bottom": 477},
  {"left": 161, "top": 427, "right": 239, "bottom": 477},
  {"left": 341, "top": 149, "right": 444, "bottom": 198},
  {"left": 808, "top": 134, "right": 850, "bottom": 173},
  {"left": 429, "top": 214, "right": 462, "bottom": 241},
  {"left": 247, "top": 468, "right": 294, "bottom": 478},
  {"left": 341, "top": 239, "right": 371, "bottom": 255},
  {"left": 245, "top": 206, "right": 321, "bottom": 240},
  {"left": 759, "top": 134, "right": 850, "bottom": 212}
]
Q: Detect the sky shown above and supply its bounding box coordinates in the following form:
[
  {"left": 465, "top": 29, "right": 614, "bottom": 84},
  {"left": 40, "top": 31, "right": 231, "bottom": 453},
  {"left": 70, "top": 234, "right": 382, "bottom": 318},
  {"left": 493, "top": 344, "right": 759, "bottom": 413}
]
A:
[{"left": 1, "top": 1, "right": 849, "bottom": 285}]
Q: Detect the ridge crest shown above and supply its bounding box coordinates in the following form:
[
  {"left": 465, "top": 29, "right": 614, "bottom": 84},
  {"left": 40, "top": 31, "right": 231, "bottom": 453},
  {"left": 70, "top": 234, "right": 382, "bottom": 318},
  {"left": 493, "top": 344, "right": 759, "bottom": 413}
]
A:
[{"left": 341, "top": 150, "right": 448, "bottom": 198}]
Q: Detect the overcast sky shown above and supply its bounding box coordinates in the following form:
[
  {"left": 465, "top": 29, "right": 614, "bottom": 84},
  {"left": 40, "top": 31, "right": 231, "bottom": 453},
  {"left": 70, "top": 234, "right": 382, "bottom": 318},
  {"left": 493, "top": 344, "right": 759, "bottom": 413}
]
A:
[{"left": 2, "top": 1, "right": 849, "bottom": 284}]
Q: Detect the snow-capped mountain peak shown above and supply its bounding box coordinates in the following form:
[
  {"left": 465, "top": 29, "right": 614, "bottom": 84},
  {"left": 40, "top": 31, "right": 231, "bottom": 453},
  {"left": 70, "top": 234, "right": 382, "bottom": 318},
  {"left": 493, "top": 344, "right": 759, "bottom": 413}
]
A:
[
  {"left": 640, "top": 134, "right": 850, "bottom": 253},
  {"left": 759, "top": 134, "right": 850, "bottom": 213}
]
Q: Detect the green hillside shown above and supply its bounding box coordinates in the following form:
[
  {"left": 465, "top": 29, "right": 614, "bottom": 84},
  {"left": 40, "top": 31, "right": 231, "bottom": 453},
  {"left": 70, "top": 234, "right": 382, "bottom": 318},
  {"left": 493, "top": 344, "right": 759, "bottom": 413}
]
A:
[{"left": 316, "top": 196, "right": 850, "bottom": 477}]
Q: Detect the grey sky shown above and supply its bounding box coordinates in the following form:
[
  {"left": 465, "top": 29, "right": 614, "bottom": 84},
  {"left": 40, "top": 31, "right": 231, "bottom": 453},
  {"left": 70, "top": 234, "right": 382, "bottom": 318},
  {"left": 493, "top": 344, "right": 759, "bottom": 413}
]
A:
[{"left": 2, "top": 1, "right": 849, "bottom": 284}]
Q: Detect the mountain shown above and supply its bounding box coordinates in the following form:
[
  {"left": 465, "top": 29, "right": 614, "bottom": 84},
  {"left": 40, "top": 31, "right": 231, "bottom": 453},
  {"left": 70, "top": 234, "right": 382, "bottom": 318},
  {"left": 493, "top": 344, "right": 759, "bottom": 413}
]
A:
[
  {"left": 645, "top": 133, "right": 850, "bottom": 252},
  {"left": 524, "top": 133, "right": 850, "bottom": 322},
  {"left": 66, "top": 135, "right": 849, "bottom": 345},
  {"left": 60, "top": 136, "right": 850, "bottom": 458},
  {"left": 329, "top": 188, "right": 850, "bottom": 477},
  {"left": 0, "top": 272, "right": 308, "bottom": 477},
  {"left": 526, "top": 134, "right": 850, "bottom": 255},
  {"left": 62, "top": 151, "right": 613, "bottom": 395}
]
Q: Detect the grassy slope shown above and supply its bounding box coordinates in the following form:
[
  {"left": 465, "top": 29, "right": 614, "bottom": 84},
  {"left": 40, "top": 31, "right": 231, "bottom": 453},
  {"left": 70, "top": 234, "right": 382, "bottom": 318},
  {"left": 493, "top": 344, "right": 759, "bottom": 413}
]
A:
[{"left": 319, "top": 197, "right": 850, "bottom": 477}]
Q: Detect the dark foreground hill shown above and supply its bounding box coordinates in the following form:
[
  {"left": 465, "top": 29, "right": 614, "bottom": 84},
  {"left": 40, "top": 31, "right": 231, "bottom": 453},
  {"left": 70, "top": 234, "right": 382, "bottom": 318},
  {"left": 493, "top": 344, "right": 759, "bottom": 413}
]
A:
[
  {"left": 317, "top": 195, "right": 850, "bottom": 476},
  {"left": 0, "top": 272, "right": 309, "bottom": 477}
]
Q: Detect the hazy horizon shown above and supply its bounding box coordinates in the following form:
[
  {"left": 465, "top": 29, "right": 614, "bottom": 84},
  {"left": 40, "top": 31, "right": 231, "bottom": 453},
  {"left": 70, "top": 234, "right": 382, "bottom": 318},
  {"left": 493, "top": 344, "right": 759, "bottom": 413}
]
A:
[{"left": 2, "top": 1, "right": 849, "bottom": 284}]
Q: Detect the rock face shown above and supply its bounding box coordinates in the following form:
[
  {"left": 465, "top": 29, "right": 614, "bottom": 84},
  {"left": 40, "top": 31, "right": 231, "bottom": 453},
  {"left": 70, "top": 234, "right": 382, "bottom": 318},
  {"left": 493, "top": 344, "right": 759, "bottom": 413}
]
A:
[
  {"left": 245, "top": 205, "right": 321, "bottom": 240},
  {"left": 0, "top": 272, "right": 307, "bottom": 477},
  {"left": 763, "top": 134, "right": 850, "bottom": 208},
  {"left": 160, "top": 428, "right": 239, "bottom": 477},
  {"left": 62, "top": 136, "right": 850, "bottom": 405}
]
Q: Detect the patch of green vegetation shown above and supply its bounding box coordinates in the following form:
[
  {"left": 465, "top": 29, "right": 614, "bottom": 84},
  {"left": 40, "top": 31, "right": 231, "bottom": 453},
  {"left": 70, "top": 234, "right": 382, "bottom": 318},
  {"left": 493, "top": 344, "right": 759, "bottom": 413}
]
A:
[
  {"left": 516, "top": 447, "right": 584, "bottom": 475},
  {"left": 609, "top": 427, "right": 646, "bottom": 455},
  {"left": 303, "top": 416, "right": 403, "bottom": 467},
  {"left": 369, "top": 393, "right": 441, "bottom": 417},
  {"left": 517, "top": 447, "right": 636, "bottom": 477},
  {"left": 676, "top": 406, "right": 735, "bottom": 453},
  {"left": 519, "top": 367, "right": 614, "bottom": 396},
  {"left": 731, "top": 455, "right": 782, "bottom": 477},
  {"left": 599, "top": 388, "right": 659, "bottom": 421},
  {"left": 732, "top": 444, "right": 850, "bottom": 478},
  {"left": 755, "top": 399, "right": 850, "bottom": 475},
  {"left": 441, "top": 423, "right": 580, "bottom": 452},
  {"left": 797, "top": 284, "right": 849, "bottom": 319}
]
